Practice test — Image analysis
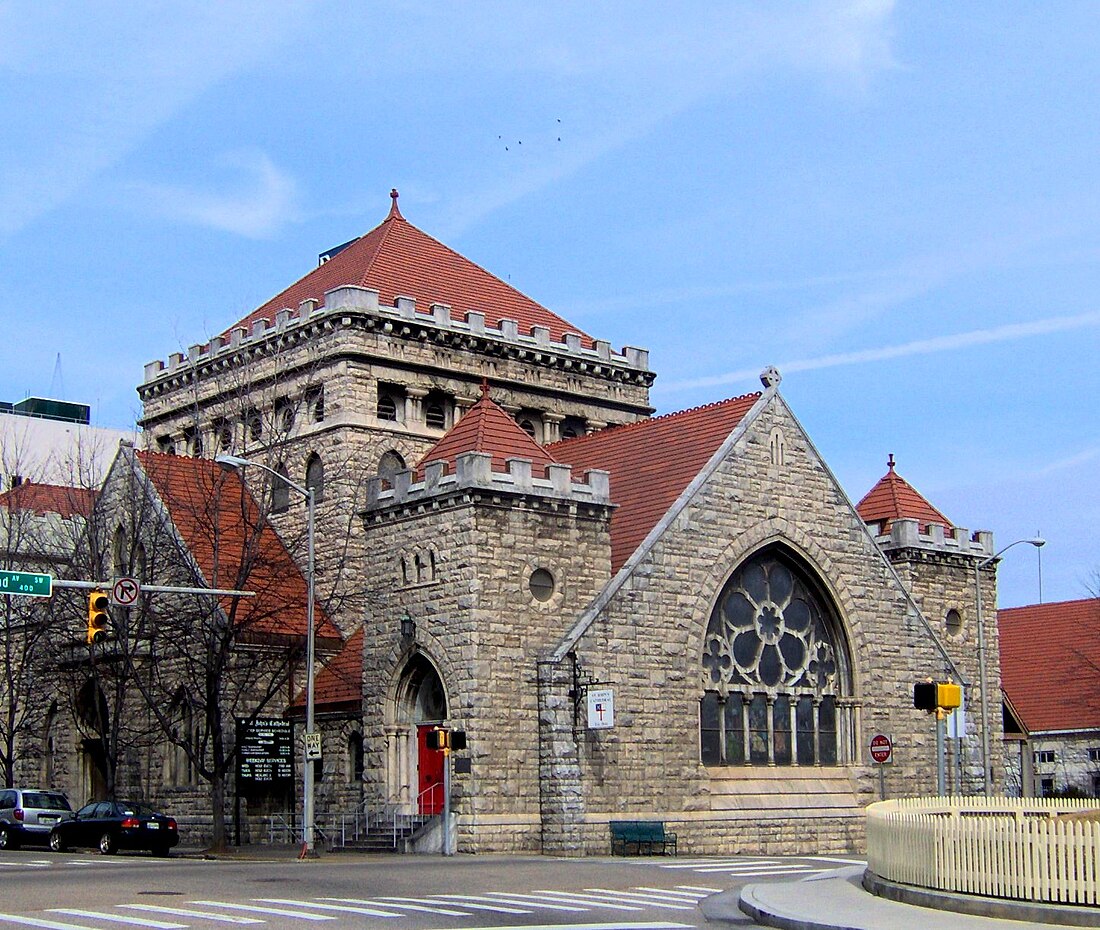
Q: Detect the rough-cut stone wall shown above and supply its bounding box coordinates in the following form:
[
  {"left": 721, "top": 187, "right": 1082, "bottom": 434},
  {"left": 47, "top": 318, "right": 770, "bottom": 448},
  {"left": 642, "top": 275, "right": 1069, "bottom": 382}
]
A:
[
  {"left": 888, "top": 552, "right": 1000, "bottom": 795},
  {"left": 360, "top": 485, "right": 612, "bottom": 853},
  {"left": 539, "top": 392, "right": 962, "bottom": 856}
]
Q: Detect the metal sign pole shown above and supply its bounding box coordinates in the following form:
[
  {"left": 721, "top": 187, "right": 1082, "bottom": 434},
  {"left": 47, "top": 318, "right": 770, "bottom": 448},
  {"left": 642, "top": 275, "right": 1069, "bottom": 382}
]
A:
[
  {"left": 936, "top": 709, "right": 947, "bottom": 796},
  {"left": 442, "top": 749, "right": 452, "bottom": 856}
]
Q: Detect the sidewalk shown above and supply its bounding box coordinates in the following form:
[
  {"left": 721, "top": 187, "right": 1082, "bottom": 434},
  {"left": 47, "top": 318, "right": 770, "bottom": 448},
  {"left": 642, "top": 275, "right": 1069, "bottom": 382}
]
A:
[{"left": 715, "top": 866, "right": 1098, "bottom": 930}]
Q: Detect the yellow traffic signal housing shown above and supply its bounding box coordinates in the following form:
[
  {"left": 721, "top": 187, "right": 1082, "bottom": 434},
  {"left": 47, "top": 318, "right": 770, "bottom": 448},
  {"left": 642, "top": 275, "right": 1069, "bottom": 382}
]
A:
[
  {"left": 87, "top": 590, "right": 110, "bottom": 644},
  {"left": 936, "top": 682, "right": 962, "bottom": 711},
  {"left": 425, "top": 728, "right": 449, "bottom": 751}
]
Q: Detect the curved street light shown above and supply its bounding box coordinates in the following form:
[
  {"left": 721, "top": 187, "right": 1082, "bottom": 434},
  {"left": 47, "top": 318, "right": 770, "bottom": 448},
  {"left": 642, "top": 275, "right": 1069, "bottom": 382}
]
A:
[
  {"left": 216, "top": 454, "right": 317, "bottom": 853},
  {"left": 975, "top": 536, "right": 1045, "bottom": 797}
]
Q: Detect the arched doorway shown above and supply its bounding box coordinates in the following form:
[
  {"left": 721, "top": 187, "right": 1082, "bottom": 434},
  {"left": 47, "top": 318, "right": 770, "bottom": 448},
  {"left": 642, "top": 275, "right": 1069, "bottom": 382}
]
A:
[{"left": 389, "top": 654, "right": 448, "bottom": 814}]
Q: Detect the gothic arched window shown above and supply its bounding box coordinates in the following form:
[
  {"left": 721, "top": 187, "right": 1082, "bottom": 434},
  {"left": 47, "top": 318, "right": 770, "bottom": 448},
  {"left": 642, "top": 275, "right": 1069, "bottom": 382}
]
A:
[
  {"left": 306, "top": 453, "right": 324, "bottom": 503},
  {"left": 701, "top": 547, "right": 851, "bottom": 767}
]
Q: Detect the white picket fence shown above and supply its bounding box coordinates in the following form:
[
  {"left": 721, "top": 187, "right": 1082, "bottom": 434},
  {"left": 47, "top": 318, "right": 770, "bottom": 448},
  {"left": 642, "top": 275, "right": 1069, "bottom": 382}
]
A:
[{"left": 867, "top": 796, "right": 1100, "bottom": 905}]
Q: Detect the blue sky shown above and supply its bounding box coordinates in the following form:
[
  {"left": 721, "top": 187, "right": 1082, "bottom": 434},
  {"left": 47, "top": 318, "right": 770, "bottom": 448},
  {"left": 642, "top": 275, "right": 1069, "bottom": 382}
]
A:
[{"left": 1, "top": 2, "right": 1096, "bottom": 607}]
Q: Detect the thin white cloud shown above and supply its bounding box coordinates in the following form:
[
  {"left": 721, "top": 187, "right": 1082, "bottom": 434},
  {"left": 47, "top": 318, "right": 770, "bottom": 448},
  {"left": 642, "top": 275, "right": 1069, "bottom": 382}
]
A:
[
  {"left": 0, "top": 1, "right": 312, "bottom": 239},
  {"left": 129, "top": 151, "right": 299, "bottom": 239},
  {"left": 663, "top": 310, "right": 1100, "bottom": 392}
]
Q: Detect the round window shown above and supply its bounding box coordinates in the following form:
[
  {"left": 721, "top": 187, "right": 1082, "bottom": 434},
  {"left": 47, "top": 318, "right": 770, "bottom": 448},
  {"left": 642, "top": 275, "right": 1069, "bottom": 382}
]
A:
[
  {"left": 945, "top": 608, "right": 963, "bottom": 636},
  {"left": 529, "top": 568, "right": 555, "bottom": 602}
]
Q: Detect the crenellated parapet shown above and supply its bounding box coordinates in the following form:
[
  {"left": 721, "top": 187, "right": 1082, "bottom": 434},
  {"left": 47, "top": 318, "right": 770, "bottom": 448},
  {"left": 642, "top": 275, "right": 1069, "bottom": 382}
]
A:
[
  {"left": 140, "top": 285, "right": 653, "bottom": 400},
  {"left": 871, "top": 517, "right": 994, "bottom": 562},
  {"left": 363, "top": 451, "right": 612, "bottom": 519}
]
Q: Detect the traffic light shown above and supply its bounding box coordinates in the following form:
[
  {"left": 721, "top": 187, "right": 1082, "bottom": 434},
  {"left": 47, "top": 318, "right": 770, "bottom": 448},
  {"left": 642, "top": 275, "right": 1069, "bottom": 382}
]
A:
[
  {"left": 87, "top": 590, "right": 110, "bottom": 644},
  {"left": 914, "top": 680, "right": 961, "bottom": 712}
]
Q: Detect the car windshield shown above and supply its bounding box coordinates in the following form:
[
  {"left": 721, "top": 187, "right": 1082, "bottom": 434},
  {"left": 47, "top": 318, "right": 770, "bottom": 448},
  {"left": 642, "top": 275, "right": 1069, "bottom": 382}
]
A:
[
  {"left": 23, "top": 793, "right": 71, "bottom": 811},
  {"left": 117, "top": 802, "right": 157, "bottom": 817}
]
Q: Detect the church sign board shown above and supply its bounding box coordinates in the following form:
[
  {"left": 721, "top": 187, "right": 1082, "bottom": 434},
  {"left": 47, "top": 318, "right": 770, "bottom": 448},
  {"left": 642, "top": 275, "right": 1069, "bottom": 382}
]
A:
[
  {"left": 236, "top": 718, "right": 294, "bottom": 784},
  {"left": 587, "top": 689, "right": 615, "bottom": 729}
]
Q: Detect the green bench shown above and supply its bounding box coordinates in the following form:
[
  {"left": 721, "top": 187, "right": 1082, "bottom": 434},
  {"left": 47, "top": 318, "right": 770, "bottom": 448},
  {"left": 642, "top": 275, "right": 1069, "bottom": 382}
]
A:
[{"left": 609, "top": 820, "right": 678, "bottom": 856}]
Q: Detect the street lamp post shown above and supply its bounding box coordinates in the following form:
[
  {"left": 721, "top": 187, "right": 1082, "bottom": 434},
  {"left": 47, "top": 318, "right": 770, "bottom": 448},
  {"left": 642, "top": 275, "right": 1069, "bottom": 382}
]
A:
[
  {"left": 216, "top": 454, "right": 317, "bottom": 853},
  {"left": 974, "top": 536, "right": 1045, "bottom": 797}
]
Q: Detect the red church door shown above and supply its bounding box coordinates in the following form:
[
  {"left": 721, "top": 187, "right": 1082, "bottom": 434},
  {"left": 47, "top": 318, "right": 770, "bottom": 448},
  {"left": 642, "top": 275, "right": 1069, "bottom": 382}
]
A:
[{"left": 417, "top": 724, "right": 445, "bottom": 814}]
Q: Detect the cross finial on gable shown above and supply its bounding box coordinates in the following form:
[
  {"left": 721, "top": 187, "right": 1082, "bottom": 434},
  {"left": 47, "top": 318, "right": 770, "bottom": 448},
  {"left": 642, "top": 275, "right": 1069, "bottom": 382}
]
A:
[
  {"left": 480, "top": 377, "right": 490, "bottom": 397},
  {"left": 388, "top": 188, "right": 402, "bottom": 219},
  {"left": 887, "top": 453, "right": 895, "bottom": 472}
]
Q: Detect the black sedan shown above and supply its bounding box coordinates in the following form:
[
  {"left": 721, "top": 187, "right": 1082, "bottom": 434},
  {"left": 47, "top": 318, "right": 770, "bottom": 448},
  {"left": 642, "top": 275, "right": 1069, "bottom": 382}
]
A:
[{"left": 49, "top": 800, "right": 178, "bottom": 855}]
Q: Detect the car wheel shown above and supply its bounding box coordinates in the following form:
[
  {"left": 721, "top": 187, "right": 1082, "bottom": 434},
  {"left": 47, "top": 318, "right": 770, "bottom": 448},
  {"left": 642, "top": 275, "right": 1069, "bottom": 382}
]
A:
[
  {"left": 49, "top": 830, "right": 66, "bottom": 853},
  {"left": 0, "top": 827, "right": 19, "bottom": 851},
  {"left": 99, "top": 832, "right": 117, "bottom": 855}
]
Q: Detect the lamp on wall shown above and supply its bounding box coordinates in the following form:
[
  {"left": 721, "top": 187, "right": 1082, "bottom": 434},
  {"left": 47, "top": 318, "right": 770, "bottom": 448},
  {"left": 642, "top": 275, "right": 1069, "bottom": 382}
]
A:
[{"left": 401, "top": 612, "right": 416, "bottom": 642}]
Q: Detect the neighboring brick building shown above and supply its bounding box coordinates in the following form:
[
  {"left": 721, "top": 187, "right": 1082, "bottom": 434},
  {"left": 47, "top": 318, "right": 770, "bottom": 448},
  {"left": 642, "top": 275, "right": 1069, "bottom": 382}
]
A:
[
  {"left": 8, "top": 192, "right": 1006, "bottom": 854},
  {"left": 999, "top": 598, "right": 1100, "bottom": 798}
]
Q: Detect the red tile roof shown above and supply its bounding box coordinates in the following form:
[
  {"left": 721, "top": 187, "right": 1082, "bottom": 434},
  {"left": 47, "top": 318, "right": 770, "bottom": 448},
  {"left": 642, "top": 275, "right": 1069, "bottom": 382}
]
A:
[
  {"left": 550, "top": 394, "right": 761, "bottom": 572},
  {"left": 290, "top": 626, "right": 362, "bottom": 711},
  {"left": 134, "top": 451, "right": 341, "bottom": 643},
  {"left": 855, "top": 455, "right": 952, "bottom": 532},
  {"left": 417, "top": 384, "right": 557, "bottom": 478},
  {"left": 227, "top": 190, "right": 591, "bottom": 346},
  {"left": 999, "top": 598, "right": 1100, "bottom": 733},
  {"left": 0, "top": 482, "right": 94, "bottom": 519}
]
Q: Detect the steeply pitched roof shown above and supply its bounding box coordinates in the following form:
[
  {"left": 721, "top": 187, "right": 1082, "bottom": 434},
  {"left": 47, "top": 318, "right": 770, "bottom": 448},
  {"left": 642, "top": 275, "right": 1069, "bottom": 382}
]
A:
[
  {"left": 290, "top": 626, "right": 362, "bottom": 711},
  {"left": 134, "top": 451, "right": 341, "bottom": 643},
  {"left": 999, "top": 598, "right": 1100, "bottom": 733},
  {"left": 417, "top": 384, "right": 557, "bottom": 477},
  {"left": 0, "top": 481, "right": 94, "bottom": 519},
  {"left": 855, "top": 455, "right": 952, "bottom": 532},
  {"left": 550, "top": 394, "right": 761, "bottom": 572},
  {"left": 228, "top": 191, "right": 591, "bottom": 346}
]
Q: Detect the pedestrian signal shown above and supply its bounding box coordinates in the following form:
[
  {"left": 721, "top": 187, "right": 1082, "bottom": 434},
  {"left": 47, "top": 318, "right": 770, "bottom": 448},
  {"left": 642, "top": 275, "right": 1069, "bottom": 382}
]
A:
[
  {"left": 87, "top": 590, "right": 110, "bottom": 644},
  {"left": 425, "top": 728, "right": 449, "bottom": 751},
  {"left": 914, "top": 680, "right": 961, "bottom": 712}
]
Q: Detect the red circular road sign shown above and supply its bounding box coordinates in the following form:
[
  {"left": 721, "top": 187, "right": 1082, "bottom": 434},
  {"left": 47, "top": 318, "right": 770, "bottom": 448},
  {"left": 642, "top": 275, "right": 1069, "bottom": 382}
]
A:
[{"left": 870, "top": 733, "right": 893, "bottom": 764}]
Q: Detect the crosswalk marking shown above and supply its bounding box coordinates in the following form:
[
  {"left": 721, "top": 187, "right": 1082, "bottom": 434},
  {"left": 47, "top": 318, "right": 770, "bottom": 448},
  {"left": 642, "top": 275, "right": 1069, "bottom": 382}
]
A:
[
  {"left": 632, "top": 887, "right": 706, "bottom": 899},
  {"left": 0, "top": 916, "right": 96, "bottom": 930},
  {"left": 673, "top": 885, "right": 722, "bottom": 893},
  {"left": 807, "top": 856, "right": 866, "bottom": 866},
  {"left": 328, "top": 897, "right": 471, "bottom": 917},
  {"left": 120, "top": 905, "right": 262, "bottom": 924},
  {"left": 48, "top": 909, "right": 184, "bottom": 929},
  {"left": 438, "top": 924, "right": 693, "bottom": 930},
  {"left": 465, "top": 894, "right": 586, "bottom": 913},
  {"left": 425, "top": 896, "right": 532, "bottom": 914},
  {"left": 0, "top": 861, "right": 49, "bottom": 868},
  {"left": 254, "top": 899, "right": 400, "bottom": 919},
  {"left": 190, "top": 902, "right": 333, "bottom": 921},
  {"left": 526, "top": 891, "right": 645, "bottom": 912},
  {"left": 582, "top": 890, "right": 694, "bottom": 911}
]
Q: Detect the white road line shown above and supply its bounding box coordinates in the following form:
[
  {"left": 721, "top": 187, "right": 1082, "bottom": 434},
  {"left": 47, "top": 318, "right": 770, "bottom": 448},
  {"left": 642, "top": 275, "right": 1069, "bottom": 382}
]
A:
[
  {"left": 48, "top": 910, "right": 185, "bottom": 929},
  {"left": 190, "top": 903, "right": 333, "bottom": 921},
  {"left": 424, "top": 924, "right": 691, "bottom": 930},
  {"left": 526, "top": 891, "right": 645, "bottom": 912},
  {"left": 328, "top": 897, "right": 470, "bottom": 917},
  {"left": 0, "top": 862, "right": 49, "bottom": 868},
  {"left": 675, "top": 885, "right": 723, "bottom": 893},
  {"left": 478, "top": 894, "right": 588, "bottom": 912},
  {"left": 425, "top": 896, "right": 532, "bottom": 915},
  {"left": 656, "top": 859, "right": 784, "bottom": 870},
  {"left": 691, "top": 865, "right": 820, "bottom": 875},
  {"left": 253, "top": 900, "right": 400, "bottom": 919},
  {"left": 805, "top": 856, "right": 867, "bottom": 866},
  {"left": 631, "top": 887, "right": 706, "bottom": 899},
  {"left": 582, "top": 890, "right": 694, "bottom": 911},
  {"left": 0, "top": 916, "right": 96, "bottom": 930},
  {"left": 120, "top": 905, "right": 262, "bottom": 924}
]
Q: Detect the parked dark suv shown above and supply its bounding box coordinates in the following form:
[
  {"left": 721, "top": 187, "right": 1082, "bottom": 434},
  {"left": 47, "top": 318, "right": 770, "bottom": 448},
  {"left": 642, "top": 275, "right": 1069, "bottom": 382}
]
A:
[{"left": 0, "top": 788, "right": 73, "bottom": 849}]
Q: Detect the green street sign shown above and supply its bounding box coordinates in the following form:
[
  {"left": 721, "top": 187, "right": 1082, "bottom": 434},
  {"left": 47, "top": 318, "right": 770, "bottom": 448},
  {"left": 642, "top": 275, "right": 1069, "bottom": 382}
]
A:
[{"left": 0, "top": 570, "right": 53, "bottom": 598}]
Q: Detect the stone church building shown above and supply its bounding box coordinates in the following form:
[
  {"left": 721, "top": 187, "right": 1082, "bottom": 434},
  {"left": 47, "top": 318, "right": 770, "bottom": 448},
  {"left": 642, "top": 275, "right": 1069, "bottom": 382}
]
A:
[{"left": 10, "top": 192, "right": 1005, "bottom": 854}]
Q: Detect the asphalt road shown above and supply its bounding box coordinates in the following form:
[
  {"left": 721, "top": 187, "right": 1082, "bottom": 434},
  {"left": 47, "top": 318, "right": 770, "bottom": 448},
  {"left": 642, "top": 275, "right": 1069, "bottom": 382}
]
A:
[{"left": 0, "top": 849, "right": 865, "bottom": 930}]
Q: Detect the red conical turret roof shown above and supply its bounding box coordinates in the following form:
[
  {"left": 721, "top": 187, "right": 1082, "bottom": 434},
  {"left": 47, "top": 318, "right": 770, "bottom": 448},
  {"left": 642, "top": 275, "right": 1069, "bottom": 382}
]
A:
[
  {"left": 416, "top": 382, "right": 558, "bottom": 477},
  {"left": 855, "top": 454, "right": 952, "bottom": 532}
]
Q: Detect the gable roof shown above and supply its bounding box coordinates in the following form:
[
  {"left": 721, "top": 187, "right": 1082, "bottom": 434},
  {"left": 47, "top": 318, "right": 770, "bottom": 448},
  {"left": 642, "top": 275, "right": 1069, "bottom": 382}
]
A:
[
  {"left": 855, "top": 455, "right": 952, "bottom": 532},
  {"left": 999, "top": 597, "right": 1100, "bottom": 733},
  {"left": 133, "top": 450, "right": 341, "bottom": 644},
  {"left": 227, "top": 191, "right": 591, "bottom": 346},
  {"left": 417, "top": 384, "right": 557, "bottom": 477},
  {"left": 290, "top": 626, "right": 363, "bottom": 712},
  {"left": 550, "top": 394, "right": 761, "bottom": 572},
  {"left": 0, "top": 481, "right": 94, "bottom": 519}
]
